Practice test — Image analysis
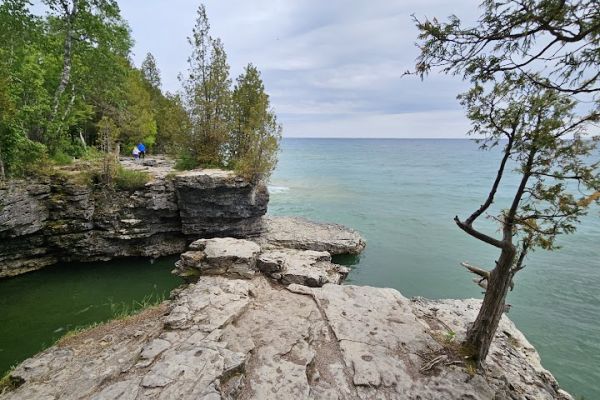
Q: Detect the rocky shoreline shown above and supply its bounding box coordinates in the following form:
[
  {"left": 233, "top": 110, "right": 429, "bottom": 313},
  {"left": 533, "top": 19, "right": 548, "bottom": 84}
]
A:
[
  {"left": 0, "top": 162, "right": 572, "bottom": 399},
  {"left": 0, "top": 158, "right": 268, "bottom": 278},
  {"left": 0, "top": 216, "right": 571, "bottom": 399}
]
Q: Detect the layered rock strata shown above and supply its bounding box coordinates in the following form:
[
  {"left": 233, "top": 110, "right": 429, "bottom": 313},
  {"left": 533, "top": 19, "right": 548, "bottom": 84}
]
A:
[
  {"left": 1, "top": 229, "right": 573, "bottom": 400},
  {"left": 0, "top": 166, "right": 268, "bottom": 278}
]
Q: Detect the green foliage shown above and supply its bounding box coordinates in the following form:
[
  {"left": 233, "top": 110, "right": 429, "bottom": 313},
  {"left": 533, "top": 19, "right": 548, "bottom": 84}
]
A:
[
  {"left": 154, "top": 93, "right": 190, "bottom": 154},
  {"left": 118, "top": 68, "right": 157, "bottom": 149},
  {"left": 51, "top": 151, "right": 73, "bottom": 165},
  {"left": 141, "top": 52, "right": 161, "bottom": 90},
  {"left": 174, "top": 150, "right": 200, "bottom": 171},
  {"left": 114, "top": 166, "right": 150, "bottom": 190},
  {"left": 415, "top": 0, "right": 599, "bottom": 364},
  {"left": 230, "top": 64, "right": 281, "bottom": 181},
  {"left": 180, "top": 5, "right": 232, "bottom": 167},
  {"left": 0, "top": 1, "right": 280, "bottom": 183},
  {"left": 176, "top": 6, "right": 281, "bottom": 179},
  {"left": 0, "top": 365, "right": 22, "bottom": 395}
]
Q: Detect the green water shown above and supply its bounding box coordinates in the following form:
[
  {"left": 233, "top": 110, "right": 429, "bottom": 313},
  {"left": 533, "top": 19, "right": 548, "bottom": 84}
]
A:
[
  {"left": 0, "top": 257, "right": 181, "bottom": 375},
  {"left": 269, "top": 138, "right": 600, "bottom": 399}
]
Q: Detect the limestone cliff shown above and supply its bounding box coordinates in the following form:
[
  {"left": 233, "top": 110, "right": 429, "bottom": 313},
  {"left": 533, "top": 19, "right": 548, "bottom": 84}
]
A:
[{"left": 0, "top": 163, "right": 268, "bottom": 278}]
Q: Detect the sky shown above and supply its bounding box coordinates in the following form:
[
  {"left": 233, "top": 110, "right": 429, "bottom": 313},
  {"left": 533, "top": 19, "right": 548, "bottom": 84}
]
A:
[{"left": 118, "top": 1, "right": 480, "bottom": 138}]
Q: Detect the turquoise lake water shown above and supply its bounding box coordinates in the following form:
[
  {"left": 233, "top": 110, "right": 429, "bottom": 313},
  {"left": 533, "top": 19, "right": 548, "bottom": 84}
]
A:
[
  {"left": 0, "top": 138, "right": 597, "bottom": 398},
  {"left": 268, "top": 138, "right": 599, "bottom": 399}
]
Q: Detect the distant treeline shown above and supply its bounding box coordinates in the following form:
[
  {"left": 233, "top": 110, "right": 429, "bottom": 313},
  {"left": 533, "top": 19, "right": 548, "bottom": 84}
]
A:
[{"left": 0, "top": 1, "right": 280, "bottom": 181}]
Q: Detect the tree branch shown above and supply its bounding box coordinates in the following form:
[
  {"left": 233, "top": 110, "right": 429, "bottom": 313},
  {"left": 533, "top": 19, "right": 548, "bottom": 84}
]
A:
[
  {"left": 465, "top": 134, "right": 515, "bottom": 225},
  {"left": 455, "top": 216, "right": 505, "bottom": 248}
]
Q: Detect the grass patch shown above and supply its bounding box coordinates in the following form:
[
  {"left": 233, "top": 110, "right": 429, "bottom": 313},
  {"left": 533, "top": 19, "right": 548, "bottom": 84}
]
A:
[
  {"left": 114, "top": 166, "right": 150, "bottom": 190},
  {"left": 174, "top": 152, "right": 199, "bottom": 171},
  {"left": 107, "top": 293, "right": 166, "bottom": 320},
  {"left": 55, "top": 293, "right": 167, "bottom": 347},
  {"left": 0, "top": 366, "right": 23, "bottom": 395}
]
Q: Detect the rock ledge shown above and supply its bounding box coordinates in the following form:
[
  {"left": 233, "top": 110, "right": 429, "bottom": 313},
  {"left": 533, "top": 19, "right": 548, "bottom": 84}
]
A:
[{"left": 0, "top": 224, "right": 573, "bottom": 400}]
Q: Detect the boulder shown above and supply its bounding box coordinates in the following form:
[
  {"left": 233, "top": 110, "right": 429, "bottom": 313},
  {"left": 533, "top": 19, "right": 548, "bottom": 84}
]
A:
[
  {"left": 174, "top": 238, "right": 261, "bottom": 280},
  {"left": 258, "top": 248, "right": 350, "bottom": 287}
]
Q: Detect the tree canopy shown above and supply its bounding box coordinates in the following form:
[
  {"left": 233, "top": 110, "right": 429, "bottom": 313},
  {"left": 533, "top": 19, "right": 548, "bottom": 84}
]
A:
[{"left": 0, "top": 1, "right": 281, "bottom": 182}]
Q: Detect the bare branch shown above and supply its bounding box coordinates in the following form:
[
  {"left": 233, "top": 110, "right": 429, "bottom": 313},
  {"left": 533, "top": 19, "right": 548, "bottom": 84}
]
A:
[{"left": 454, "top": 216, "right": 505, "bottom": 248}]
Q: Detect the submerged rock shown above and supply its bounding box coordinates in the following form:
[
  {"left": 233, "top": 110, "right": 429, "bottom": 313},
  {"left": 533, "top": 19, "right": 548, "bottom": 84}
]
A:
[{"left": 1, "top": 274, "right": 572, "bottom": 400}]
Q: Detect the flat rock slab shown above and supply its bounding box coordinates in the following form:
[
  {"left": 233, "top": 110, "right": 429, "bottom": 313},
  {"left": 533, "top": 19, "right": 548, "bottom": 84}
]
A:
[
  {"left": 258, "top": 248, "right": 350, "bottom": 287},
  {"left": 256, "top": 216, "right": 366, "bottom": 255},
  {"left": 174, "top": 238, "right": 261, "bottom": 280},
  {"left": 2, "top": 276, "right": 572, "bottom": 400}
]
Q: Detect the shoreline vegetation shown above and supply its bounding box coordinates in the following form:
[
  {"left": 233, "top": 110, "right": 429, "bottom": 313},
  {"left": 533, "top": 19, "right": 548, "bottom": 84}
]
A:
[{"left": 0, "top": 1, "right": 280, "bottom": 184}]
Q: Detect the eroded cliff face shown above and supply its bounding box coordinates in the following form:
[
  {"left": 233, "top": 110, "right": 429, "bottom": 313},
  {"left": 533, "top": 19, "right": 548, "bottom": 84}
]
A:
[{"left": 0, "top": 168, "right": 268, "bottom": 278}]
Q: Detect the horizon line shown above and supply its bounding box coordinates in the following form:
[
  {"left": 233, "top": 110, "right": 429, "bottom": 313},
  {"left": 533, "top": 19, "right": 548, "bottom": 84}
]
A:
[{"left": 282, "top": 137, "right": 474, "bottom": 140}]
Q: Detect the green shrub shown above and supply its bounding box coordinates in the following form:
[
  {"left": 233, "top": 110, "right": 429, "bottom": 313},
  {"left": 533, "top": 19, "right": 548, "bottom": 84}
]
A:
[
  {"left": 51, "top": 151, "right": 73, "bottom": 165},
  {"left": 80, "top": 146, "right": 103, "bottom": 161},
  {"left": 174, "top": 150, "right": 199, "bottom": 171},
  {"left": 114, "top": 166, "right": 150, "bottom": 190}
]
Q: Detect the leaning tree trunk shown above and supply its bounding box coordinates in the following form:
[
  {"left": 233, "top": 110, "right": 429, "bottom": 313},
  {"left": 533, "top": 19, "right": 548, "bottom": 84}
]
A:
[{"left": 465, "top": 244, "right": 516, "bottom": 364}]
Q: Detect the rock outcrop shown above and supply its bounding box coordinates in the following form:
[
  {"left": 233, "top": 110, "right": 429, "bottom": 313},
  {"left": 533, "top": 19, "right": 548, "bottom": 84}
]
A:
[
  {"left": 257, "top": 216, "right": 366, "bottom": 255},
  {"left": 0, "top": 163, "right": 268, "bottom": 278},
  {"left": 1, "top": 278, "right": 572, "bottom": 400},
  {"left": 1, "top": 227, "right": 573, "bottom": 400}
]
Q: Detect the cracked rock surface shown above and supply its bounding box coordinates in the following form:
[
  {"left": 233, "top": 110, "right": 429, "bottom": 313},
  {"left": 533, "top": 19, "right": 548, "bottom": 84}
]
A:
[{"left": 2, "top": 277, "right": 572, "bottom": 400}]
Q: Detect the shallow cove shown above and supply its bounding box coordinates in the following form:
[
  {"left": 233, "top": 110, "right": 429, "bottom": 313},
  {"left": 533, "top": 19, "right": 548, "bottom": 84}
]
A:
[{"left": 0, "top": 257, "right": 181, "bottom": 375}]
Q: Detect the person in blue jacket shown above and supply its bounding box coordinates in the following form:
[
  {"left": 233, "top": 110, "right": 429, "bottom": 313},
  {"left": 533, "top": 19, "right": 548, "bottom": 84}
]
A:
[{"left": 137, "top": 143, "right": 146, "bottom": 159}]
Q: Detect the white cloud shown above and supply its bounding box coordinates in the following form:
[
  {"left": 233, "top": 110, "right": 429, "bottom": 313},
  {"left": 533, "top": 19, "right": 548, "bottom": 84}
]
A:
[
  {"left": 118, "top": 0, "right": 480, "bottom": 137},
  {"left": 284, "top": 110, "right": 471, "bottom": 138}
]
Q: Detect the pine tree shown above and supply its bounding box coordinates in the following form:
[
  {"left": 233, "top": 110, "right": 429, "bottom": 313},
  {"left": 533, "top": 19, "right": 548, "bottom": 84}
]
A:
[
  {"left": 141, "top": 52, "right": 161, "bottom": 90},
  {"left": 414, "top": 0, "right": 600, "bottom": 366},
  {"left": 180, "top": 4, "right": 231, "bottom": 167},
  {"left": 230, "top": 64, "right": 281, "bottom": 181}
]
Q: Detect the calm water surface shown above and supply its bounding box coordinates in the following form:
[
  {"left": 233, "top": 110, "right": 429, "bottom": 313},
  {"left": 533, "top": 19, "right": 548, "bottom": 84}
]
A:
[
  {"left": 269, "top": 138, "right": 599, "bottom": 399},
  {"left": 0, "top": 257, "right": 181, "bottom": 375}
]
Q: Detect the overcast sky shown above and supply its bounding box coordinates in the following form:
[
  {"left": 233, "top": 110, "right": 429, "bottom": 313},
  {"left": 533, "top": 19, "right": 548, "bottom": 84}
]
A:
[{"left": 118, "top": 1, "right": 479, "bottom": 138}]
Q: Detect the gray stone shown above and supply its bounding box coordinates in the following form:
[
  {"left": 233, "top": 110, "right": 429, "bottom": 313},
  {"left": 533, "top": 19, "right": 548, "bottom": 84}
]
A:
[
  {"left": 0, "top": 162, "right": 268, "bottom": 278},
  {"left": 256, "top": 216, "right": 366, "bottom": 255},
  {"left": 2, "top": 275, "right": 572, "bottom": 400},
  {"left": 174, "top": 238, "right": 261, "bottom": 279},
  {"left": 258, "top": 248, "right": 350, "bottom": 287}
]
